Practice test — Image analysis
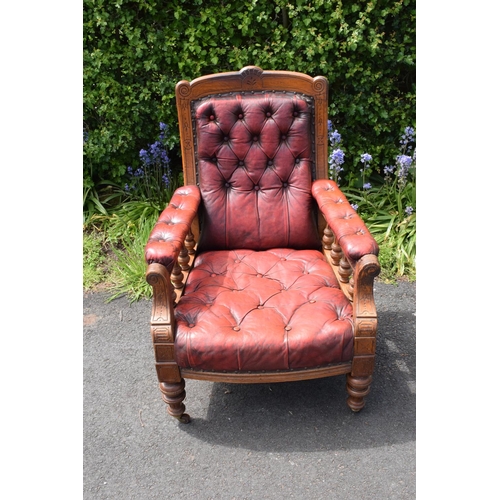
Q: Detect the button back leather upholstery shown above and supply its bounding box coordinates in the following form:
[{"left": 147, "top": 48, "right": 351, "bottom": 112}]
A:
[{"left": 194, "top": 92, "right": 321, "bottom": 252}]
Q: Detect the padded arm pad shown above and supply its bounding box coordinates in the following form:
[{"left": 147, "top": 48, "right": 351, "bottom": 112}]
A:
[
  {"left": 145, "top": 185, "right": 201, "bottom": 272},
  {"left": 312, "top": 179, "right": 379, "bottom": 262}
]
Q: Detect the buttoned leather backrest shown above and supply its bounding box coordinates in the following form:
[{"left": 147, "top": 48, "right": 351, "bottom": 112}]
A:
[{"left": 193, "top": 92, "right": 321, "bottom": 252}]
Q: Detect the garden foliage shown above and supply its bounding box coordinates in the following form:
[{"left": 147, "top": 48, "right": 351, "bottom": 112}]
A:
[{"left": 83, "top": 0, "right": 416, "bottom": 193}]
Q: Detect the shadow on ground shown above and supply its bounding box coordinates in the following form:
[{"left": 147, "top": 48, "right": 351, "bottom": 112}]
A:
[{"left": 176, "top": 309, "right": 415, "bottom": 452}]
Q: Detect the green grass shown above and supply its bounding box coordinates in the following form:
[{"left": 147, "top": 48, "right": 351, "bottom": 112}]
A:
[
  {"left": 83, "top": 211, "right": 156, "bottom": 301},
  {"left": 83, "top": 229, "right": 109, "bottom": 291},
  {"left": 105, "top": 221, "right": 155, "bottom": 302}
]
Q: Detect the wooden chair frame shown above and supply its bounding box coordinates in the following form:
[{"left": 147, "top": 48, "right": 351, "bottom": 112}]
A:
[{"left": 146, "top": 67, "right": 380, "bottom": 422}]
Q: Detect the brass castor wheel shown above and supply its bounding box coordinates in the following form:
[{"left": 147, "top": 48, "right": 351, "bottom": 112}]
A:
[{"left": 177, "top": 413, "right": 191, "bottom": 424}]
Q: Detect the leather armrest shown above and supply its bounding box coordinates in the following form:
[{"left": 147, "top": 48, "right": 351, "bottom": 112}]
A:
[
  {"left": 144, "top": 185, "right": 201, "bottom": 272},
  {"left": 312, "top": 179, "right": 379, "bottom": 263}
]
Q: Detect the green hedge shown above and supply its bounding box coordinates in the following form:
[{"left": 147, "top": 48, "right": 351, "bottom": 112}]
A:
[{"left": 83, "top": 0, "right": 415, "bottom": 192}]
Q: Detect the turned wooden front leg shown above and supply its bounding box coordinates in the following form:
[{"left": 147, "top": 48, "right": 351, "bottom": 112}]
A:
[
  {"left": 159, "top": 380, "right": 191, "bottom": 424},
  {"left": 346, "top": 375, "right": 372, "bottom": 412}
]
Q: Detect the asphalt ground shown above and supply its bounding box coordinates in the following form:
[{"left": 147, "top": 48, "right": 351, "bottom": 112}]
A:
[{"left": 83, "top": 279, "right": 416, "bottom": 500}]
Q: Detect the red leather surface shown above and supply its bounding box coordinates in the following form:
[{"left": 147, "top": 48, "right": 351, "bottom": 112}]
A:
[
  {"left": 312, "top": 179, "right": 379, "bottom": 262},
  {"left": 145, "top": 186, "right": 201, "bottom": 271},
  {"left": 193, "top": 92, "right": 321, "bottom": 252},
  {"left": 174, "top": 248, "right": 354, "bottom": 371}
]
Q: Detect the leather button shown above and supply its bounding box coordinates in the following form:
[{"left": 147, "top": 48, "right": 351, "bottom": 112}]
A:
[
  {"left": 233, "top": 326, "right": 241, "bottom": 331},
  {"left": 210, "top": 273, "right": 217, "bottom": 277},
  {"left": 293, "top": 111, "right": 298, "bottom": 117},
  {"left": 309, "top": 300, "right": 316, "bottom": 303},
  {"left": 225, "top": 182, "right": 230, "bottom": 187},
  {"left": 257, "top": 305, "right": 264, "bottom": 309},
  {"left": 254, "top": 185, "right": 260, "bottom": 191},
  {"left": 267, "top": 160, "right": 273, "bottom": 166},
  {"left": 295, "top": 158, "right": 300, "bottom": 164},
  {"left": 253, "top": 136, "right": 259, "bottom": 141},
  {"left": 224, "top": 136, "right": 229, "bottom": 141},
  {"left": 209, "top": 115, "right": 215, "bottom": 120},
  {"left": 188, "top": 323, "right": 195, "bottom": 328},
  {"left": 281, "top": 135, "right": 287, "bottom": 140},
  {"left": 238, "top": 113, "right": 244, "bottom": 119},
  {"left": 266, "top": 112, "right": 272, "bottom": 117},
  {"left": 238, "top": 160, "right": 244, "bottom": 166},
  {"left": 256, "top": 273, "right": 263, "bottom": 278},
  {"left": 285, "top": 326, "right": 292, "bottom": 331},
  {"left": 283, "top": 182, "right": 288, "bottom": 187}
]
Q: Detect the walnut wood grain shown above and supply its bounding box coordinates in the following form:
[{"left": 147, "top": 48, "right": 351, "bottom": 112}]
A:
[{"left": 181, "top": 363, "right": 352, "bottom": 384}]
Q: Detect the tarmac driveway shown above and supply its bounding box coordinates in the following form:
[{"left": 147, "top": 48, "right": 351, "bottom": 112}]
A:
[{"left": 83, "top": 280, "right": 416, "bottom": 499}]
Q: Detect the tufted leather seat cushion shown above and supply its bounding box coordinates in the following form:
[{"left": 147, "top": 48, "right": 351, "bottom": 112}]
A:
[
  {"left": 194, "top": 92, "right": 321, "bottom": 252},
  {"left": 174, "top": 248, "right": 354, "bottom": 372}
]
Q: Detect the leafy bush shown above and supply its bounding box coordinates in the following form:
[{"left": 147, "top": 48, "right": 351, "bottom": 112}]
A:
[{"left": 84, "top": 0, "right": 415, "bottom": 197}]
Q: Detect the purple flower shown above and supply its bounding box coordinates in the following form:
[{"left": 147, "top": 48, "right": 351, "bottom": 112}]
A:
[
  {"left": 351, "top": 203, "right": 358, "bottom": 211},
  {"left": 330, "top": 130, "right": 341, "bottom": 144},
  {"left": 405, "top": 206, "right": 414, "bottom": 216},
  {"left": 396, "top": 154, "right": 413, "bottom": 184},
  {"left": 123, "top": 123, "right": 173, "bottom": 202},
  {"left": 330, "top": 149, "right": 344, "bottom": 164},
  {"left": 328, "top": 147, "right": 345, "bottom": 182},
  {"left": 397, "top": 154, "right": 413, "bottom": 169},
  {"left": 400, "top": 126, "right": 415, "bottom": 154},
  {"left": 360, "top": 153, "right": 372, "bottom": 163},
  {"left": 363, "top": 183, "right": 372, "bottom": 190},
  {"left": 327, "top": 120, "right": 332, "bottom": 132}
]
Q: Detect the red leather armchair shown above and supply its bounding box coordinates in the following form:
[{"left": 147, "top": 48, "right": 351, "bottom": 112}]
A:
[{"left": 145, "top": 67, "right": 380, "bottom": 423}]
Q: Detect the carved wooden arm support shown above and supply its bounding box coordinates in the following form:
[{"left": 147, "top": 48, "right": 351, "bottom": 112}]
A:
[
  {"left": 146, "top": 262, "right": 183, "bottom": 385},
  {"left": 313, "top": 180, "right": 380, "bottom": 382},
  {"left": 146, "top": 262, "right": 176, "bottom": 342},
  {"left": 145, "top": 187, "right": 200, "bottom": 388},
  {"left": 352, "top": 254, "right": 380, "bottom": 336}
]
